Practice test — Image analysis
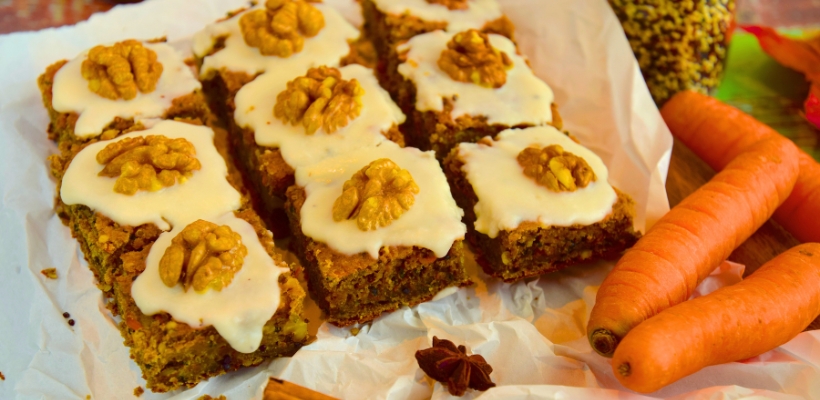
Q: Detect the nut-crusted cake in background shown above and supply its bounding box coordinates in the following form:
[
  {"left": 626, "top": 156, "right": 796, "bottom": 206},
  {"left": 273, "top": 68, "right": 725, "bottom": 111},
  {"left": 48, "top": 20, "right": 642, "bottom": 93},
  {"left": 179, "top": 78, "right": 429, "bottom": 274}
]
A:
[
  {"left": 443, "top": 126, "right": 641, "bottom": 282},
  {"left": 38, "top": 39, "right": 311, "bottom": 392},
  {"left": 608, "top": 0, "right": 735, "bottom": 104},
  {"left": 384, "top": 28, "right": 560, "bottom": 159},
  {"left": 286, "top": 141, "right": 470, "bottom": 326},
  {"left": 229, "top": 64, "right": 406, "bottom": 232}
]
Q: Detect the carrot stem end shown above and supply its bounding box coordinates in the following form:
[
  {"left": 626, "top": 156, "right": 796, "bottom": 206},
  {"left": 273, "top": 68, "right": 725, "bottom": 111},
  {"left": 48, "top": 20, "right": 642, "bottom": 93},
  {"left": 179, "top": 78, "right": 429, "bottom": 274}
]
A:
[
  {"left": 590, "top": 329, "right": 619, "bottom": 357},
  {"left": 617, "top": 362, "right": 631, "bottom": 377}
]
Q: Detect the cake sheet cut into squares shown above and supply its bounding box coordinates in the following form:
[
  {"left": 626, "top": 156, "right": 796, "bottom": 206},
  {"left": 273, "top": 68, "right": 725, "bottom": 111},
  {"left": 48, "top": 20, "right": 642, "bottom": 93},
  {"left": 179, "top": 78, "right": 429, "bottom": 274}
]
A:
[
  {"left": 383, "top": 29, "right": 561, "bottom": 159},
  {"left": 38, "top": 39, "right": 211, "bottom": 149},
  {"left": 48, "top": 118, "right": 311, "bottom": 392},
  {"left": 443, "top": 126, "right": 641, "bottom": 282},
  {"left": 230, "top": 64, "right": 406, "bottom": 235},
  {"left": 285, "top": 141, "right": 470, "bottom": 326}
]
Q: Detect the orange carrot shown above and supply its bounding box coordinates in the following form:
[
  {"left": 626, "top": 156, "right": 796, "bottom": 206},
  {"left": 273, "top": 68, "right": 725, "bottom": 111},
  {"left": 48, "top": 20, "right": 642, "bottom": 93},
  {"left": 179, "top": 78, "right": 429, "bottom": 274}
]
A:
[
  {"left": 661, "top": 91, "right": 820, "bottom": 243},
  {"left": 587, "top": 137, "right": 800, "bottom": 357},
  {"left": 612, "top": 243, "right": 820, "bottom": 393}
]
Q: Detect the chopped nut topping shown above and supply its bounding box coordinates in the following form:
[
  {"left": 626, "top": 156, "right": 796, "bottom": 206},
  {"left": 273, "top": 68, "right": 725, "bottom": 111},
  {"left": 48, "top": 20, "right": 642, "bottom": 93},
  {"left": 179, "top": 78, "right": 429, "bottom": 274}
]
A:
[
  {"left": 81, "top": 40, "right": 163, "bottom": 100},
  {"left": 332, "top": 158, "right": 420, "bottom": 231},
  {"left": 517, "top": 144, "right": 596, "bottom": 192},
  {"left": 158, "top": 220, "right": 247, "bottom": 293},
  {"left": 426, "top": 0, "right": 468, "bottom": 10},
  {"left": 96, "top": 135, "right": 202, "bottom": 195},
  {"left": 438, "top": 29, "right": 512, "bottom": 88},
  {"left": 274, "top": 66, "right": 364, "bottom": 135},
  {"left": 239, "top": 0, "right": 325, "bottom": 58},
  {"left": 415, "top": 336, "right": 496, "bottom": 396}
]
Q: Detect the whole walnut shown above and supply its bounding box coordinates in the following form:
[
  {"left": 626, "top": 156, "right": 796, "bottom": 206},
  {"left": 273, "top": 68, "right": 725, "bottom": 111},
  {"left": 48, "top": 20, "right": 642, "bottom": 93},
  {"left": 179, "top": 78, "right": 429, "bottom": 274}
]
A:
[{"left": 333, "top": 158, "right": 420, "bottom": 231}]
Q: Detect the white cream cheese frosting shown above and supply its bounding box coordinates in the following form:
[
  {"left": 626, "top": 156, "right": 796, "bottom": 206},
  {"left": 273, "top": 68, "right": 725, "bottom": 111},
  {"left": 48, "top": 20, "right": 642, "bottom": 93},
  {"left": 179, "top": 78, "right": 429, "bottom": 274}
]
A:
[
  {"left": 132, "top": 212, "right": 288, "bottom": 353},
  {"left": 295, "top": 141, "right": 466, "bottom": 258},
  {"left": 371, "top": 0, "right": 503, "bottom": 32},
  {"left": 192, "top": 3, "right": 359, "bottom": 80},
  {"left": 397, "top": 31, "right": 554, "bottom": 126},
  {"left": 51, "top": 42, "right": 201, "bottom": 138},
  {"left": 458, "top": 126, "right": 617, "bottom": 238},
  {"left": 234, "top": 64, "right": 405, "bottom": 169},
  {"left": 60, "top": 120, "right": 241, "bottom": 231}
]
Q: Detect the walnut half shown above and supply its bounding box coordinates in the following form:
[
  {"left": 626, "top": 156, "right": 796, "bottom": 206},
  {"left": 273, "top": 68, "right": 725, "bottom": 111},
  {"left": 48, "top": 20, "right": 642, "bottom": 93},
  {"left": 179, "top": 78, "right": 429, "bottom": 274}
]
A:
[
  {"left": 437, "top": 29, "right": 512, "bottom": 88},
  {"left": 239, "top": 0, "right": 325, "bottom": 58},
  {"left": 517, "top": 144, "right": 596, "bottom": 192},
  {"left": 333, "top": 158, "right": 420, "bottom": 231},
  {"left": 274, "top": 66, "right": 364, "bottom": 135},
  {"left": 96, "top": 135, "right": 201, "bottom": 195},
  {"left": 158, "top": 220, "right": 247, "bottom": 293},
  {"left": 81, "top": 40, "right": 163, "bottom": 100}
]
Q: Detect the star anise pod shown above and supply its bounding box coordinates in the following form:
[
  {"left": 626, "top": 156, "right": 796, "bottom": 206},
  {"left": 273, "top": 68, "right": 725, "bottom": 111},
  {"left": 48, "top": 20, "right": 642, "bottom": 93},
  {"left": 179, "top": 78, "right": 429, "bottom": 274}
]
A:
[{"left": 415, "top": 336, "right": 496, "bottom": 396}]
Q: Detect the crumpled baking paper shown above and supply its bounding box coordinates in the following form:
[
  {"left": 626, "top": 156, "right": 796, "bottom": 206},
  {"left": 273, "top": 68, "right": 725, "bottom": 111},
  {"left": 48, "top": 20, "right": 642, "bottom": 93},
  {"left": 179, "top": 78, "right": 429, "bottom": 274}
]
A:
[{"left": 1, "top": 0, "right": 817, "bottom": 399}]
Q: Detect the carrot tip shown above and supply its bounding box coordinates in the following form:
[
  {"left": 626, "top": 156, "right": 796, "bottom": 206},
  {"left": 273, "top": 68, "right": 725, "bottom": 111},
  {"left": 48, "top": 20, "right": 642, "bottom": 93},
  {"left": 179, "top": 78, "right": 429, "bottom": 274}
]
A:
[
  {"left": 590, "top": 329, "right": 619, "bottom": 357},
  {"left": 617, "top": 362, "right": 631, "bottom": 377}
]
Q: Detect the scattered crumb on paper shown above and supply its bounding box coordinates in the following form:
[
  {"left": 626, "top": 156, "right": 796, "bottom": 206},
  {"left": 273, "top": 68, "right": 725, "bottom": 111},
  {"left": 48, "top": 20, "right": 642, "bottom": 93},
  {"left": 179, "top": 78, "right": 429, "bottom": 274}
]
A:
[{"left": 40, "top": 268, "right": 57, "bottom": 279}]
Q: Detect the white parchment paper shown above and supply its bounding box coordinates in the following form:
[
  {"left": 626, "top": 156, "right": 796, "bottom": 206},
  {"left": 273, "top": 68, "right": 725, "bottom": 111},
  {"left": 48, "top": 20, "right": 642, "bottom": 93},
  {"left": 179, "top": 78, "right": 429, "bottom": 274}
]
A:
[{"left": 1, "top": 0, "right": 817, "bottom": 399}]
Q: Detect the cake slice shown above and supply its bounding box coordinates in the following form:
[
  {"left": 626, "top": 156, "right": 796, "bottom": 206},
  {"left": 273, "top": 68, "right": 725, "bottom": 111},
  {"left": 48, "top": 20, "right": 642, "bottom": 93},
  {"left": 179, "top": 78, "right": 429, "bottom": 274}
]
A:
[
  {"left": 443, "top": 126, "right": 641, "bottom": 282},
  {"left": 362, "top": 0, "right": 514, "bottom": 62},
  {"left": 118, "top": 209, "right": 309, "bottom": 393},
  {"left": 384, "top": 29, "right": 560, "bottom": 159},
  {"left": 37, "top": 39, "right": 210, "bottom": 149},
  {"left": 192, "top": 1, "right": 362, "bottom": 124},
  {"left": 285, "top": 141, "right": 470, "bottom": 326}
]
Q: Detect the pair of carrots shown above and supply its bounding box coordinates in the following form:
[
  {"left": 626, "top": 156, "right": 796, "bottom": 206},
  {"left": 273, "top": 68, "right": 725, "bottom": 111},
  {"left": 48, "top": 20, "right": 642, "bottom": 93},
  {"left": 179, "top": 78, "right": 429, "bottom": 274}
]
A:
[
  {"left": 587, "top": 91, "right": 820, "bottom": 393},
  {"left": 663, "top": 91, "right": 820, "bottom": 243}
]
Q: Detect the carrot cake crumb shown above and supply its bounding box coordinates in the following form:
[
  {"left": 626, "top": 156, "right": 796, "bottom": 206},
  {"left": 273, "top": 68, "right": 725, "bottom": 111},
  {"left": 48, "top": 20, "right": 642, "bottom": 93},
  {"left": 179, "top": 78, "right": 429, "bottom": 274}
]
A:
[
  {"left": 0, "top": 371, "right": 5, "bottom": 380},
  {"left": 41, "top": 268, "right": 58, "bottom": 279},
  {"left": 197, "top": 395, "right": 227, "bottom": 400},
  {"left": 134, "top": 386, "right": 144, "bottom": 397}
]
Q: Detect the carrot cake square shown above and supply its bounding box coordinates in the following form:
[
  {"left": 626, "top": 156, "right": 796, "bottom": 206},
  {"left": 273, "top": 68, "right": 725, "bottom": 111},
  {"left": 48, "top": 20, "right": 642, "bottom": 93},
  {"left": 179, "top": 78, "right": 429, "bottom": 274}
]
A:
[
  {"left": 37, "top": 39, "right": 210, "bottom": 149},
  {"left": 192, "top": 0, "right": 361, "bottom": 123},
  {"left": 285, "top": 141, "right": 470, "bottom": 326},
  {"left": 385, "top": 29, "right": 560, "bottom": 159},
  {"left": 362, "top": 0, "right": 514, "bottom": 61},
  {"left": 443, "top": 126, "right": 641, "bottom": 282}
]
